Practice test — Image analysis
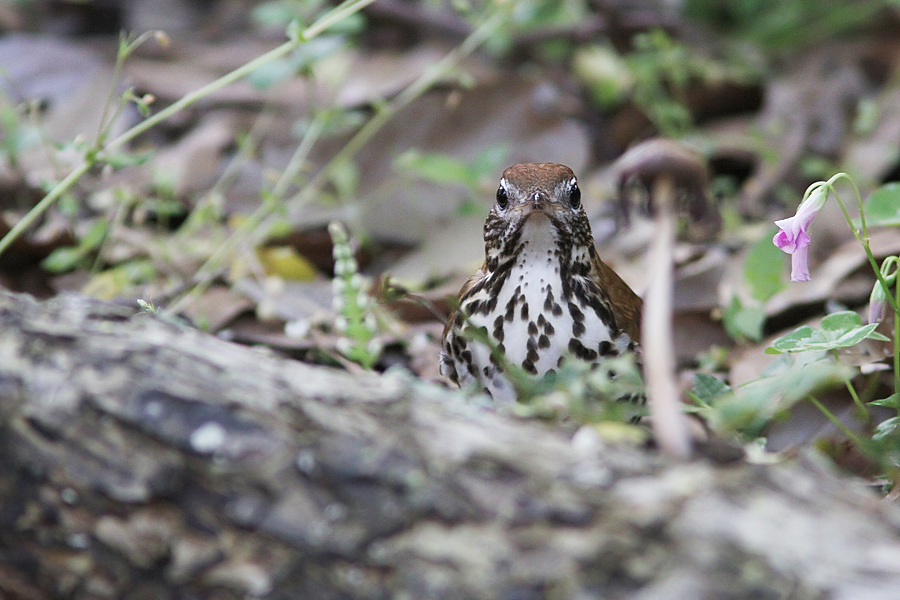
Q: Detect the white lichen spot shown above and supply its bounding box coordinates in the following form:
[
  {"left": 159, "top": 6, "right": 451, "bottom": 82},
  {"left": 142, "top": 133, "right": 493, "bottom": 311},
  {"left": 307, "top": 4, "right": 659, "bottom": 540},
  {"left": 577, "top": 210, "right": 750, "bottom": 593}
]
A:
[
  {"left": 296, "top": 450, "right": 316, "bottom": 474},
  {"left": 284, "top": 318, "right": 311, "bottom": 339},
  {"left": 190, "top": 422, "right": 227, "bottom": 453}
]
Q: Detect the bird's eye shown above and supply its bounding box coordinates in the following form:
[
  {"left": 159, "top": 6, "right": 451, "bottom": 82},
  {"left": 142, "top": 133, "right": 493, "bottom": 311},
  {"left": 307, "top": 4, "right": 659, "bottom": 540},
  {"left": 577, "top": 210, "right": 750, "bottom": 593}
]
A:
[
  {"left": 568, "top": 183, "right": 581, "bottom": 209},
  {"left": 496, "top": 186, "right": 509, "bottom": 210}
]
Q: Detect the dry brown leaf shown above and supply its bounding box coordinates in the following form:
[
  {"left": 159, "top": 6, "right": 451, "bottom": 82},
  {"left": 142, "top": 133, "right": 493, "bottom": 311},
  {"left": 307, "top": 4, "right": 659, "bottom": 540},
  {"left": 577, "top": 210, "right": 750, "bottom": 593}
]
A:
[{"left": 180, "top": 285, "right": 255, "bottom": 332}]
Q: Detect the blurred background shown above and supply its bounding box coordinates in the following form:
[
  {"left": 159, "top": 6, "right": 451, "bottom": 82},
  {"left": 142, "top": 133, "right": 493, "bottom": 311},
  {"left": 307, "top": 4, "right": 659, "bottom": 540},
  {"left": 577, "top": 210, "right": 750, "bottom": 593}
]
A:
[{"left": 2, "top": 0, "right": 899, "bottom": 459}]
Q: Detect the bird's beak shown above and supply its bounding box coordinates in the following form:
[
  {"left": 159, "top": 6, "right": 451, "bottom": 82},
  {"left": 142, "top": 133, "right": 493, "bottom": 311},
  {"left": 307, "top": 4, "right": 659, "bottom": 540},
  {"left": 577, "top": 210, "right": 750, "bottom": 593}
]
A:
[{"left": 519, "top": 191, "right": 551, "bottom": 215}]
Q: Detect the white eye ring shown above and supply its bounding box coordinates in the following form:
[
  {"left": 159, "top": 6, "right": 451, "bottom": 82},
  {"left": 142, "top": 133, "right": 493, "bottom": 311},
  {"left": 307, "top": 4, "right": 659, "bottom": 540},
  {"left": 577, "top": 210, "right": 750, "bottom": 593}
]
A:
[{"left": 496, "top": 179, "right": 510, "bottom": 210}]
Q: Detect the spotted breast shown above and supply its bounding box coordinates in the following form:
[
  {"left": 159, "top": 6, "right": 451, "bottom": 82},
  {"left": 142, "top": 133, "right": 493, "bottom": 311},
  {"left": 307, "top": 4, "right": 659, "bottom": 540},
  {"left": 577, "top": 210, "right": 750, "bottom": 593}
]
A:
[{"left": 440, "top": 163, "right": 642, "bottom": 402}]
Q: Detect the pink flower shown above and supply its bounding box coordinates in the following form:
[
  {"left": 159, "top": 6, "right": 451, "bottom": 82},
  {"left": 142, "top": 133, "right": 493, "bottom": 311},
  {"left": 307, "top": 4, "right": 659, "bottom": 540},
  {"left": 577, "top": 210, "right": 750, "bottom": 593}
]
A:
[
  {"left": 868, "top": 288, "right": 887, "bottom": 325},
  {"left": 773, "top": 186, "right": 829, "bottom": 282},
  {"left": 868, "top": 258, "right": 897, "bottom": 324}
]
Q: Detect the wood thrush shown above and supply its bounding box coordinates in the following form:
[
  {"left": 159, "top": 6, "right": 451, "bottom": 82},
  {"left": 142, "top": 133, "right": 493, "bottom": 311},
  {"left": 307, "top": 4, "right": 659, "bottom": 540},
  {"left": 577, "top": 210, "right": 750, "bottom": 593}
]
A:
[{"left": 441, "top": 163, "right": 643, "bottom": 402}]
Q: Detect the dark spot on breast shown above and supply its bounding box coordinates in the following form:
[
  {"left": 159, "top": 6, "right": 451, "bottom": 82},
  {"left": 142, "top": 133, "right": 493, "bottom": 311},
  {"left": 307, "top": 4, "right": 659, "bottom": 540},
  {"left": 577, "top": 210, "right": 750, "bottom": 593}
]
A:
[
  {"left": 568, "top": 339, "right": 598, "bottom": 361},
  {"left": 520, "top": 302, "right": 529, "bottom": 321},
  {"left": 598, "top": 340, "right": 613, "bottom": 355},
  {"left": 538, "top": 334, "right": 550, "bottom": 349},
  {"left": 504, "top": 294, "right": 517, "bottom": 322},
  {"left": 522, "top": 358, "right": 537, "bottom": 374},
  {"left": 573, "top": 321, "right": 585, "bottom": 337},
  {"left": 466, "top": 360, "right": 478, "bottom": 376},
  {"left": 552, "top": 303, "right": 563, "bottom": 317},
  {"left": 586, "top": 288, "right": 615, "bottom": 329},
  {"left": 528, "top": 321, "right": 538, "bottom": 336},
  {"left": 544, "top": 288, "right": 555, "bottom": 312},
  {"left": 493, "top": 315, "right": 505, "bottom": 343},
  {"left": 568, "top": 302, "right": 584, "bottom": 322}
]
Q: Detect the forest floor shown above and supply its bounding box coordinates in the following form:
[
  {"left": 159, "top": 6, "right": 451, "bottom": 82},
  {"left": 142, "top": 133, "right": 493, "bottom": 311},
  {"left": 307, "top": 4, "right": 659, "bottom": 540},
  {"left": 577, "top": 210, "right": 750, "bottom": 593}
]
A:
[{"left": 2, "top": 0, "right": 899, "bottom": 482}]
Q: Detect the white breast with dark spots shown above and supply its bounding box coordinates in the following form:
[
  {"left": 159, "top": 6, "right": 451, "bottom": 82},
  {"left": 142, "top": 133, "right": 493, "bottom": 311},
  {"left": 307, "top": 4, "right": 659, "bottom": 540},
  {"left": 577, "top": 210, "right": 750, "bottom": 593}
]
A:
[{"left": 464, "top": 214, "right": 615, "bottom": 402}]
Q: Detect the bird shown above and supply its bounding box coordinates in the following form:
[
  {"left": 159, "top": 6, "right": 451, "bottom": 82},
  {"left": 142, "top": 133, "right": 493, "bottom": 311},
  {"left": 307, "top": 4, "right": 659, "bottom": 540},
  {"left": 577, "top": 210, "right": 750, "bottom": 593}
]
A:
[{"left": 440, "top": 162, "right": 643, "bottom": 403}]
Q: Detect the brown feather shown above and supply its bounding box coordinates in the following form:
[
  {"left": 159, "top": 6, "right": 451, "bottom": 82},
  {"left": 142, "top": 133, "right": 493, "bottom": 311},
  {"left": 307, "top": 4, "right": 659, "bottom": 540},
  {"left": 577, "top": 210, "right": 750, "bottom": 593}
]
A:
[
  {"left": 591, "top": 253, "right": 642, "bottom": 341},
  {"left": 441, "top": 264, "right": 486, "bottom": 343}
]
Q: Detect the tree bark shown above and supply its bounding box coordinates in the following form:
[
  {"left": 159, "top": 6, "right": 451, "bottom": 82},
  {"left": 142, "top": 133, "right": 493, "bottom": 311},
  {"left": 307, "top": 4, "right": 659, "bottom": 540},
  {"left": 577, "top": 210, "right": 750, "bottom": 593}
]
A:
[{"left": 1, "top": 291, "right": 899, "bottom": 600}]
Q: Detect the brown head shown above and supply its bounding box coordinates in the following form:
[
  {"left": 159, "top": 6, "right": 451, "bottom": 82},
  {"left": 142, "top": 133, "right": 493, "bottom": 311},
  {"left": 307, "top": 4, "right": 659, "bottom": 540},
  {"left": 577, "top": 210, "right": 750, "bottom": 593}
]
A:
[{"left": 484, "top": 163, "right": 594, "bottom": 272}]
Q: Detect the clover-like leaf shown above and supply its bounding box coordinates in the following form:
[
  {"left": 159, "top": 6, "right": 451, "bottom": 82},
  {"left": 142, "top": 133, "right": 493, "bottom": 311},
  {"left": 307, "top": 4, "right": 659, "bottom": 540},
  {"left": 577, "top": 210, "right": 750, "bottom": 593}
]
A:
[
  {"left": 766, "top": 311, "right": 890, "bottom": 354},
  {"left": 862, "top": 183, "right": 900, "bottom": 227}
]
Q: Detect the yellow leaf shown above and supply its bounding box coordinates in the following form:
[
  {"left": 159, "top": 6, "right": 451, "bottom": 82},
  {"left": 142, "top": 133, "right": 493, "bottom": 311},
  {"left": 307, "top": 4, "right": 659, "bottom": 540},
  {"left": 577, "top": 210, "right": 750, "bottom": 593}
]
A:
[
  {"left": 256, "top": 246, "right": 318, "bottom": 281},
  {"left": 589, "top": 421, "right": 649, "bottom": 445},
  {"left": 82, "top": 270, "right": 127, "bottom": 300}
]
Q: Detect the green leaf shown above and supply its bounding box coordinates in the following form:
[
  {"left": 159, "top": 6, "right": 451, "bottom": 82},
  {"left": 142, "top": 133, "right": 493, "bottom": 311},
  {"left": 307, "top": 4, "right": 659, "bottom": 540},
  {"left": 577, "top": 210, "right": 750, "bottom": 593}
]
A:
[
  {"left": 873, "top": 416, "right": 900, "bottom": 442},
  {"left": 41, "top": 247, "right": 85, "bottom": 273},
  {"left": 710, "top": 356, "right": 852, "bottom": 438},
  {"left": 248, "top": 58, "right": 297, "bottom": 89},
  {"left": 767, "top": 311, "right": 890, "bottom": 354},
  {"left": 744, "top": 228, "right": 787, "bottom": 302},
  {"left": 251, "top": 2, "right": 302, "bottom": 28},
  {"left": 104, "top": 149, "right": 154, "bottom": 169},
  {"left": 862, "top": 183, "right": 900, "bottom": 227},
  {"left": 869, "top": 393, "right": 900, "bottom": 410},
  {"left": 723, "top": 295, "right": 765, "bottom": 342},
  {"left": 692, "top": 373, "right": 731, "bottom": 404},
  {"left": 395, "top": 151, "right": 475, "bottom": 187},
  {"left": 79, "top": 220, "right": 109, "bottom": 251}
]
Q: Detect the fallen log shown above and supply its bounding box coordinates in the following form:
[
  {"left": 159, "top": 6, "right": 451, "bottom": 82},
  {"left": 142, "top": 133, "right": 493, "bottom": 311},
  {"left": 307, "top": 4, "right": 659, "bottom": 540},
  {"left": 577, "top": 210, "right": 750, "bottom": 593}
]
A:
[{"left": 0, "top": 291, "right": 898, "bottom": 599}]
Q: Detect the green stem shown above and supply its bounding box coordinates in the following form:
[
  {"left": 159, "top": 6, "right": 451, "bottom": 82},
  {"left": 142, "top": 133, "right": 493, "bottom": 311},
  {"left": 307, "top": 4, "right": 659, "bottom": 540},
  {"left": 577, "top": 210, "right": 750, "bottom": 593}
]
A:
[
  {"left": 0, "top": 162, "right": 94, "bottom": 256},
  {"left": 824, "top": 174, "right": 899, "bottom": 314},
  {"left": 0, "top": 0, "right": 377, "bottom": 259},
  {"left": 833, "top": 349, "right": 868, "bottom": 420},
  {"left": 895, "top": 276, "right": 900, "bottom": 397},
  {"left": 806, "top": 394, "right": 867, "bottom": 448}
]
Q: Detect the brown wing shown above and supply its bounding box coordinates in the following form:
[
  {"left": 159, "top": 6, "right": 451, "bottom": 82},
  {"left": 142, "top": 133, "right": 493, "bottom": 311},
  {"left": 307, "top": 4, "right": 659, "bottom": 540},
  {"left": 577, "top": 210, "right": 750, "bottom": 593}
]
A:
[
  {"left": 441, "top": 262, "right": 488, "bottom": 343},
  {"left": 591, "top": 253, "right": 642, "bottom": 342}
]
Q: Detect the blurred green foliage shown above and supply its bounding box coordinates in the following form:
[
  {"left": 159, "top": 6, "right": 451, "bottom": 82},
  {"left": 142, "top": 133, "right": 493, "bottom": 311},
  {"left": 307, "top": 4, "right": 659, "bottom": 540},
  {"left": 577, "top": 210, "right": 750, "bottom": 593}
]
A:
[{"left": 682, "top": 0, "right": 887, "bottom": 51}]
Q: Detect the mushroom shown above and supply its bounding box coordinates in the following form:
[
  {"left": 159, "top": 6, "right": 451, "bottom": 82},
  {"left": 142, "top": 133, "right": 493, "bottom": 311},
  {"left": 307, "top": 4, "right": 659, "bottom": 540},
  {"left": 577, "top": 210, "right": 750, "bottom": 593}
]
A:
[{"left": 614, "top": 138, "right": 713, "bottom": 458}]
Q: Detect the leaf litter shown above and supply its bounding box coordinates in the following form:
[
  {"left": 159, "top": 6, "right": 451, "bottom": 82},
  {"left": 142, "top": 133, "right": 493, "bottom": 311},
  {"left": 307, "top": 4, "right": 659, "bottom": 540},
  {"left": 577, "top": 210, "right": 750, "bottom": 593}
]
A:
[{"left": 2, "top": 1, "right": 900, "bottom": 473}]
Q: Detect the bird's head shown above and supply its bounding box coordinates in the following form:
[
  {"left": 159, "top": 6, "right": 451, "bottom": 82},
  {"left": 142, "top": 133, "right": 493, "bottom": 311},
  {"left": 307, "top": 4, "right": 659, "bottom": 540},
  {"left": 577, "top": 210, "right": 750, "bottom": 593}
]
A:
[{"left": 484, "top": 163, "right": 595, "bottom": 270}]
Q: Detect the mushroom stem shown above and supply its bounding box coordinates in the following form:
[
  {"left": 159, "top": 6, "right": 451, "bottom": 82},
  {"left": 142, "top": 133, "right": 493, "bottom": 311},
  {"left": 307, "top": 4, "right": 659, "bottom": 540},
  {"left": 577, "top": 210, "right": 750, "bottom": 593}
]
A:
[{"left": 643, "top": 175, "right": 692, "bottom": 458}]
